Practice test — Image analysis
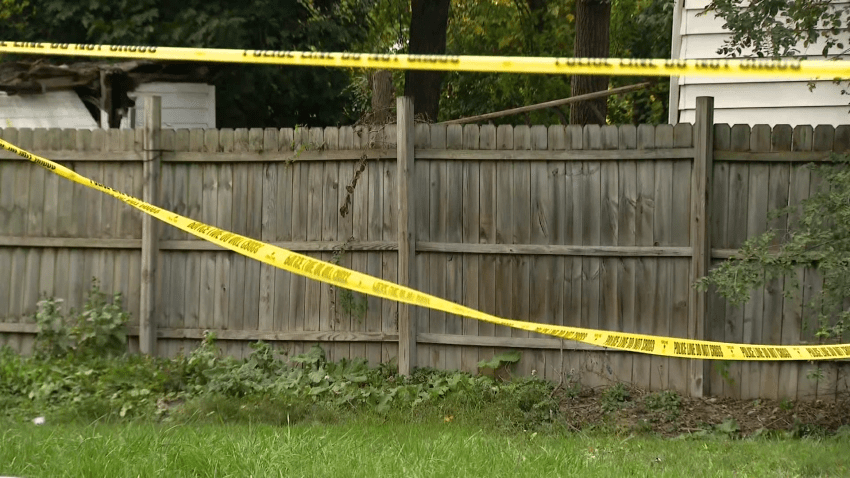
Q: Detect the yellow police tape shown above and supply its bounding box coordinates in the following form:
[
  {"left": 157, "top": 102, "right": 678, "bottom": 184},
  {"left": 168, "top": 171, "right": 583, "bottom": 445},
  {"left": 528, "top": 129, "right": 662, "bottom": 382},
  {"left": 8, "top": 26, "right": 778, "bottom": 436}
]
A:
[
  {"left": 1, "top": 41, "right": 848, "bottom": 79},
  {"left": 1, "top": 138, "right": 849, "bottom": 361}
]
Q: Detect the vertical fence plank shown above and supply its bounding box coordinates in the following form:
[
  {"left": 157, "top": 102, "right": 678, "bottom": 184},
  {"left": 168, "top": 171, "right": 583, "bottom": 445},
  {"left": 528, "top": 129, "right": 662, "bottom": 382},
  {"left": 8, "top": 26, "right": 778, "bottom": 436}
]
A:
[
  {"left": 0, "top": 129, "right": 12, "bottom": 347},
  {"left": 477, "top": 125, "right": 497, "bottom": 368},
  {"left": 528, "top": 125, "right": 552, "bottom": 379},
  {"left": 761, "top": 125, "right": 792, "bottom": 400},
  {"left": 740, "top": 124, "right": 771, "bottom": 399},
  {"left": 381, "top": 125, "right": 399, "bottom": 364},
  {"left": 68, "top": 129, "right": 89, "bottom": 312},
  {"left": 723, "top": 124, "right": 751, "bottom": 398},
  {"left": 198, "top": 130, "right": 219, "bottom": 333},
  {"left": 306, "top": 129, "right": 325, "bottom": 356},
  {"left": 364, "top": 126, "right": 383, "bottom": 366},
  {"left": 566, "top": 125, "right": 584, "bottom": 382},
  {"left": 42, "top": 129, "right": 60, "bottom": 239},
  {"left": 652, "top": 124, "right": 674, "bottom": 392},
  {"left": 599, "top": 125, "right": 619, "bottom": 385},
  {"left": 633, "top": 124, "right": 656, "bottom": 391},
  {"left": 461, "top": 124, "right": 480, "bottom": 374},
  {"left": 444, "top": 124, "right": 464, "bottom": 372},
  {"left": 167, "top": 129, "right": 190, "bottom": 357},
  {"left": 581, "top": 125, "right": 604, "bottom": 388},
  {"left": 241, "top": 129, "right": 264, "bottom": 357},
  {"left": 325, "top": 127, "right": 347, "bottom": 362},
  {"left": 381, "top": 124, "right": 398, "bottom": 362},
  {"left": 613, "top": 125, "right": 637, "bottom": 385},
  {"left": 214, "top": 129, "right": 234, "bottom": 355},
  {"left": 140, "top": 97, "right": 160, "bottom": 355},
  {"left": 688, "top": 98, "right": 712, "bottom": 397},
  {"left": 707, "top": 124, "right": 731, "bottom": 396},
  {"left": 257, "top": 129, "right": 278, "bottom": 337},
  {"left": 397, "top": 99, "right": 417, "bottom": 375},
  {"left": 545, "top": 125, "right": 569, "bottom": 382},
  {"left": 320, "top": 128, "right": 339, "bottom": 358},
  {"left": 673, "top": 122, "right": 693, "bottom": 395},
  {"left": 184, "top": 129, "right": 204, "bottom": 342},
  {"left": 512, "top": 126, "right": 532, "bottom": 377},
  {"left": 414, "top": 124, "right": 432, "bottom": 368},
  {"left": 813, "top": 125, "right": 837, "bottom": 401},
  {"left": 288, "top": 128, "right": 309, "bottom": 358},
  {"left": 428, "top": 124, "right": 448, "bottom": 370},
  {"left": 777, "top": 137, "right": 808, "bottom": 401},
  {"left": 494, "top": 125, "right": 514, "bottom": 349},
  {"left": 335, "top": 126, "right": 355, "bottom": 362}
]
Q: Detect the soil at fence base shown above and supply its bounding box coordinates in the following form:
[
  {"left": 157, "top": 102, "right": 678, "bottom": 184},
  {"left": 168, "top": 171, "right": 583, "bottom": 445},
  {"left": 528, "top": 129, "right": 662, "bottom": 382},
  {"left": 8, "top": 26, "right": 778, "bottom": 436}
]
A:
[{"left": 557, "top": 386, "right": 850, "bottom": 437}]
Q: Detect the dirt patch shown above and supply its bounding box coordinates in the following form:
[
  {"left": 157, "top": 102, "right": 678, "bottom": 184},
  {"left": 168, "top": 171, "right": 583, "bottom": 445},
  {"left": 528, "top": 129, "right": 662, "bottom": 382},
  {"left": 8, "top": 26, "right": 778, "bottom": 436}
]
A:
[{"left": 556, "top": 384, "right": 850, "bottom": 437}]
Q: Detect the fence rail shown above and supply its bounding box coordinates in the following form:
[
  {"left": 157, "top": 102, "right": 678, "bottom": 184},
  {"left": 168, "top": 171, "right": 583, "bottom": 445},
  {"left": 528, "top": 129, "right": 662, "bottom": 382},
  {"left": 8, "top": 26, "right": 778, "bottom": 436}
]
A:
[{"left": 1, "top": 97, "right": 848, "bottom": 401}]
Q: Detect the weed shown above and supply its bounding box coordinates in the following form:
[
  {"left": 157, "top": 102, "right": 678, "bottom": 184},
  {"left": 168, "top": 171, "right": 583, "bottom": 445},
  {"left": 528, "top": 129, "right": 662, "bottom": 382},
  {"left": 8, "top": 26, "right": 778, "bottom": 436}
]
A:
[
  {"left": 600, "top": 383, "right": 631, "bottom": 412},
  {"left": 32, "top": 278, "right": 129, "bottom": 360},
  {"left": 714, "top": 361, "right": 735, "bottom": 388},
  {"left": 714, "top": 418, "right": 741, "bottom": 438},
  {"left": 806, "top": 366, "right": 826, "bottom": 382},
  {"left": 644, "top": 390, "right": 681, "bottom": 422},
  {"left": 477, "top": 351, "right": 521, "bottom": 381},
  {"left": 338, "top": 290, "right": 368, "bottom": 324}
]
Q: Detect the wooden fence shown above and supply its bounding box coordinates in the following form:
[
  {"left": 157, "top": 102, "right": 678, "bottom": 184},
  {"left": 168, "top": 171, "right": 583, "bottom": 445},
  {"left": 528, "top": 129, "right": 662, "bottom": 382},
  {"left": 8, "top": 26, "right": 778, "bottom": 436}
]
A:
[{"left": 0, "top": 97, "right": 847, "bottom": 401}]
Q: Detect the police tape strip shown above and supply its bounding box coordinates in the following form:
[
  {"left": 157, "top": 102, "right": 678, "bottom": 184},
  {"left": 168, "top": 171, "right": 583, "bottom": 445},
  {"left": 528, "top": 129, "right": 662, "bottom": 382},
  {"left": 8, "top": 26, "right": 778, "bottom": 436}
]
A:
[
  {"left": 1, "top": 137, "right": 848, "bottom": 362},
  {"left": 0, "top": 41, "right": 848, "bottom": 79}
]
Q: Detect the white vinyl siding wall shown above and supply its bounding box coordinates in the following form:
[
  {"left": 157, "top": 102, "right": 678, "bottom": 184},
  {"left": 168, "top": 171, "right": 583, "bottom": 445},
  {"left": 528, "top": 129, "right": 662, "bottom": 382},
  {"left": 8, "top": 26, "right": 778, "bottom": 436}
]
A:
[
  {"left": 127, "top": 82, "right": 216, "bottom": 129},
  {"left": 671, "top": 0, "right": 850, "bottom": 126}
]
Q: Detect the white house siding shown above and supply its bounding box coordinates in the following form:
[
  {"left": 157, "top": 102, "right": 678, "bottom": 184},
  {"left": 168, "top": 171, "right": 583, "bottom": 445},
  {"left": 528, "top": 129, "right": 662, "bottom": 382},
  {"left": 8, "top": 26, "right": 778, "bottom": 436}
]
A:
[
  {"left": 126, "top": 82, "right": 216, "bottom": 129},
  {"left": 670, "top": 0, "right": 850, "bottom": 126},
  {"left": 0, "top": 90, "right": 98, "bottom": 129}
]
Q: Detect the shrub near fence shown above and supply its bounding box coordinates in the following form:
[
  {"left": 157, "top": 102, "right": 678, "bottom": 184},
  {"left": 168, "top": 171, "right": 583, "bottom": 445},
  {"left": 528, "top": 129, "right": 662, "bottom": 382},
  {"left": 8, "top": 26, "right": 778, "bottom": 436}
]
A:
[{"left": 0, "top": 97, "right": 848, "bottom": 401}]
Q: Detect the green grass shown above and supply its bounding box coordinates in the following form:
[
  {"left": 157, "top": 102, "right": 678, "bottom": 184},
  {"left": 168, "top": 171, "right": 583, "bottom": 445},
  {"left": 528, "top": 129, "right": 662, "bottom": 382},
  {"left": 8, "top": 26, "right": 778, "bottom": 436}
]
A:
[{"left": 2, "top": 419, "right": 848, "bottom": 477}]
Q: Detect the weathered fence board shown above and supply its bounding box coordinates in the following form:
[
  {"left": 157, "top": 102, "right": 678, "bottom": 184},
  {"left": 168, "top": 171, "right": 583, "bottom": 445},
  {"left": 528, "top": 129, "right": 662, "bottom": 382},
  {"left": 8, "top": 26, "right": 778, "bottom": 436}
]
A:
[{"left": 2, "top": 109, "right": 849, "bottom": 400}]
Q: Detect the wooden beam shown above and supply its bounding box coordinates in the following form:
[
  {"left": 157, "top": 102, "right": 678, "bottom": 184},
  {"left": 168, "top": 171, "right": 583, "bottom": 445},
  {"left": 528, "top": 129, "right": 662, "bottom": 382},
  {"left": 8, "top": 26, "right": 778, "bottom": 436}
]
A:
[
  {"left": 416, "top": 148, "right": 695, "bottom": 161},
  {"left": 689, "top": 96, "right": 714, "bottom": 397},
  {"left": 417, "top": 242, "right": 691, "bottom": 257},
  {"left": 139, "top": 95, "right": 160, "bottom": 356},
  {"left": 0, "top": 150, "right": 394, "bottom": 163},
  {"left": 0, "top": 322, "right": 601, "bottom": 351},
  {"left": 397, "top": 96, "right": 417, "bottom": 375},
  {"left": 0, "top": 236, "right": 697, "bottom": 258},
  {"left": 440, "top": 82, "right": 651, "bottom": 125},
  {"left": 152, "top": 328, "right": 397, "bottom": 342},
  {"left": 417, "top": 333, "right": 606, "bottom": 351},
  {"left": 0, "top": 148, "right": 696, "bottom": 163},
  {"left": 714, "top": 151, "right": 832, "bottom": 162},
  {"left": 0, "top": 236, "right": 141, "bottom": 249}
]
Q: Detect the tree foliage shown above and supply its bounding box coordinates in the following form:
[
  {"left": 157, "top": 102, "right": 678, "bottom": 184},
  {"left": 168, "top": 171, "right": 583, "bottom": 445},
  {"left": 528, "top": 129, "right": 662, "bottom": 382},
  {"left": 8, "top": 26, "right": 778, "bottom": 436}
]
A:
[
  {"left": 697, "top": 156, "right": 850, "bottom": 340},
  {"left": 439, "top": 0, "right": 577, "bottom": 124},
  {"left": 0, "top": 0, "right": 372, "bottom": 127},
  {"left": 608, "top": 0, "right": 673, "bottom": 125},
  {"left": 704, "top": 0, "right": 849, "bottom": 59}
]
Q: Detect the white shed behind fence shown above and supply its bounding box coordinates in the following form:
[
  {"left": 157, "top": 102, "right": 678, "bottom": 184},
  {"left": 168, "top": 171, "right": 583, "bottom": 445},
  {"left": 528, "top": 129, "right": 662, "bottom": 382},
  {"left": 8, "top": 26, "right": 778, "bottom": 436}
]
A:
[
  {"left": 0, "top": 90, "right": 99, "bottom": 129},
  {"left": 670, "top": 0, "right": 850, "bottom": 126},
  {"left": 126, "top": 82, "right": 216, "bottom": 129}
]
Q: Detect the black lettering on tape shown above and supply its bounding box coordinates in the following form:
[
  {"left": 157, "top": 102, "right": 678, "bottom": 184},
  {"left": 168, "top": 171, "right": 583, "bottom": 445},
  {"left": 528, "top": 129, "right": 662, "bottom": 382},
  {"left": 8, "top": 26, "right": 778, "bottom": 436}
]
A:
[{"left": 14, "top": 42, "right": 44, "bottom": 49}]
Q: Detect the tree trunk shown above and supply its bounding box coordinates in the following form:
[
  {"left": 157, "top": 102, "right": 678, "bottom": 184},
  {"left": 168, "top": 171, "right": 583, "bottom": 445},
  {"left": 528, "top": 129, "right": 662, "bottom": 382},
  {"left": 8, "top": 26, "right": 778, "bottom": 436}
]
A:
[
  {"left": 570, "top": 0, "right": 611, "bottom": 125},
  {"left": 404, "top": 0, "right": 450, "bottom": 122},
  {"left": 370, "top": 70, "right": 396, "bottom": 124}
]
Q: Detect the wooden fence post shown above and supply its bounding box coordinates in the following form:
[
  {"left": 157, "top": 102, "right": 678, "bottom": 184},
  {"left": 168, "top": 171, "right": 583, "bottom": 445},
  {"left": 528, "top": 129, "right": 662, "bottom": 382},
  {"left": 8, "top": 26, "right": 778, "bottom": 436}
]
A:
[
  {"left": 140, "top": 96, "right": 161, "bottom": 355},
  {"left": 689, "top": 96, "right": 714, "bottom": 397},
  {"left": 397, "top": 96, "right": 417, "bottom": 375}
]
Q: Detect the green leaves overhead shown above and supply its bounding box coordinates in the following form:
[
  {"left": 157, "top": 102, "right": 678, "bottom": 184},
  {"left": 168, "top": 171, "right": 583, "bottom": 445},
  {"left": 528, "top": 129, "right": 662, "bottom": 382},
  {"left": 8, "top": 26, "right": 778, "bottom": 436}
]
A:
[{"left": 0, "top": 0, "right": 373, "bottom": 127}]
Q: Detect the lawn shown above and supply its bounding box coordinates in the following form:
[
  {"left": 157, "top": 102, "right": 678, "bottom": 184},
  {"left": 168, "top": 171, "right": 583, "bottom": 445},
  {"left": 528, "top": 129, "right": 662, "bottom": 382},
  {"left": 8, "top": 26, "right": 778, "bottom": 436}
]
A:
[{"left": 2, "top": 419, "right": 848, "bottom": 478}]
